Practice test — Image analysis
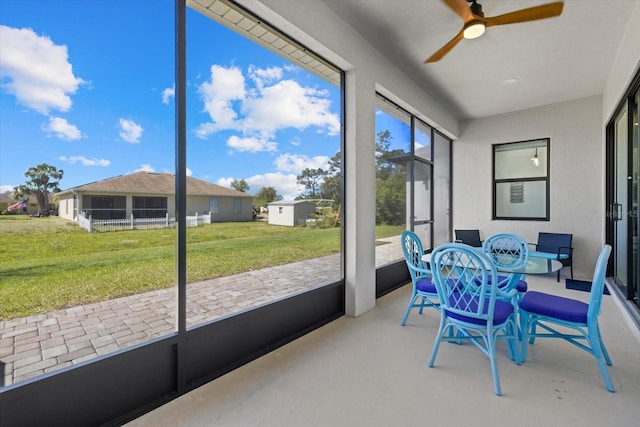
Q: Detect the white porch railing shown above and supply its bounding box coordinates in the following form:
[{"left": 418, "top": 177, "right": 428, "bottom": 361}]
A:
[{"left": 78, "top": 212, "right": 211, "bottom": 232}]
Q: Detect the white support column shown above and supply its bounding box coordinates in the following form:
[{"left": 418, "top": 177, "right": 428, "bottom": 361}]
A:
[{"left": 344, "top": 70, "right": 377, "bottom": 317}]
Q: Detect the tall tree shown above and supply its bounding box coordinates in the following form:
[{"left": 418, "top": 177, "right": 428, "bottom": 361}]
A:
[
  {"left": 14, "top": 163, "right": 63, "bottom": 212},
  {"left": 320, "top": 151, "right": 342, "bottom": 205},
  {"left": 297, "top": 168, "right": 325, "bottom": 198},
  {"left": 254, "top": 186, "right": 280, "bottom": 206},
  {"left": 230, "top": 179, "right": 249, "bottom": 192},
  {"left": 375, "top": 130, "right": 406, "bottom": 225}
]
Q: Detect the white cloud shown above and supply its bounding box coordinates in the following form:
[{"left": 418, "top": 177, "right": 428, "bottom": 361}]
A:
[
  {"left": 216, "top": 177, "right": 234, "bottom": 188},
  {"left": 186, "top": 168, "right": 192, "bottom": 177},
  {"left": 274, "top": 153, "right": 329, "bottom": 173},
  {"left": 118, "top": 118, "right": 143, "bottom": 143},
  {"left": 0, "top": 25, "right": 85, "bottom": 114},
  {"left": 227, "top": 135, "right": 277, "bottom": 153},
  {"left": 248, "top": 65, "right": 283, "bottom": 89},
  {"left": 242, "top": 79, "right": 340, "bottom": 136},
  {"left": 194, "top": 65, "right": 245, "bottom": 137},
  {"left": 194, "top": 64, "right": 340, "bottom": 143},
  {"left": 246, "top": 172, "right": 303, "bottom": 201},
  {"left": 162, "top": 84, "right": 174, "bottom": 105},
  {"left": 59, "top": 155, "right": 110, "bottom": 166},
  {"left": 43, "top": 116, "right": 82, "bottom": 140},
  {"left": 0, "top": 185, "right": 15, "bottom": 193},
  {"left": 218, "top": 172, "right": 303, "bottom": 201},
  {"left": 135, "top": 164, "right": 155, "bottom": 172}
]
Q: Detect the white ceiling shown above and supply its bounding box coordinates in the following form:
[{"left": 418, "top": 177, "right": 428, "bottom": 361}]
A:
[{"left": 321, "top": 0, "right": 637, "bottom": 120}]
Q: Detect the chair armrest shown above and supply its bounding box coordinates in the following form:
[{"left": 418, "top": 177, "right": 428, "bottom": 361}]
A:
[
  {"left": 497, "top": 287, "right": 518, "bottom": 301},
  {"left": 557, "top": 246, "right": 573, "bottom": 256}
]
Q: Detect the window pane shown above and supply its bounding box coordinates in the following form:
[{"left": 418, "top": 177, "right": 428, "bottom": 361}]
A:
[
  {"left": 185, "top": 4, "right": 342, "bottom": 327},
  {"left": 0, "top": 0, "right": 176, "bottom": 387},
  {"left": 413, "top": 160, "right": 432, "bottom": 225},
  {"left": 493, "top": 138, "right": 549, "bottom": 220},
  {"left": 415, "top": 120, "right": 432, "bottom": 162},
  {"left": 433, "top": 132, "right": 451, "bottom": 246},
  {"left": 495, "top": 180, "right": 547, "bottom": 218},
  {"left": 495, "top": 140, "right": 548, "bottom": 179},
  {"left": 374, "top": 103, "right": 410, "bottom": 267}
]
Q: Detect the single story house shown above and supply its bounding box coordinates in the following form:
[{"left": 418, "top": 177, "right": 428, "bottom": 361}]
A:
[
  {"left": 56, "top": 171, "right": 253, "bottom": 222},
  {"left": 268, "top": 200, "right": 317, "bottom": 226},
  {"left": 0, "top": 192, "right": 55, "bottom": 215}
]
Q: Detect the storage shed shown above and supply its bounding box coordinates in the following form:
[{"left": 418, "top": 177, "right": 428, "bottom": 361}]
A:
[{"left": 268, "top": 200, "right": 316, "bottom": 226}]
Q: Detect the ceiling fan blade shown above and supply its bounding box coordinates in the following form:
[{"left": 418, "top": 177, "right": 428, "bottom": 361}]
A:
[
  {"left": 485, "top": 2, "right": 564, "bottom": 28},
  {"left": 443, "top": 0, "right": 473, "bottom": 23},
  {"left": 425, "top": 30, "right": 465, "bottom": 63}
]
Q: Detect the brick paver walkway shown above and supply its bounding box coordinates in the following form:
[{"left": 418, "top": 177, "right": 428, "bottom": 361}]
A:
[{"left": 0, "top": 237, "right": 401, "bottom": 387}]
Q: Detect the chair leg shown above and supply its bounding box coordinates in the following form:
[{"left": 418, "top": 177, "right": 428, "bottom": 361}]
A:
[
  {"left": 519, "top": 312, "right": 530, "bottom": 362},
  {"left": 588, "top": 322, "right": 615, "bottom": 392},
  {"left": 428, "top": 317, "right": 447, "bottom": 367},
  {"left": 488, "top": 337, "right": 502, "bottom": 396},
  {"left": 400, "top": 293, "right": 417, "bottom": 326}
]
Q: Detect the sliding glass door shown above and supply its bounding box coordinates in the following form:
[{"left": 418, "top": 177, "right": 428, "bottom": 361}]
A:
[{"left": 607, "top": 72, "right": 640, "bottom": 311}]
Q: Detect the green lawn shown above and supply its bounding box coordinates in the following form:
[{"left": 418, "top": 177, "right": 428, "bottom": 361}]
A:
[{"left": 0, "top": 216, "right": 403, "bottom": 319}]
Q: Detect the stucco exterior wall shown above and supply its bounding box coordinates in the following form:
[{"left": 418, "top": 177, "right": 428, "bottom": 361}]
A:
[{"left": 453, "top": 96, "right": 603, "bottom": 280}]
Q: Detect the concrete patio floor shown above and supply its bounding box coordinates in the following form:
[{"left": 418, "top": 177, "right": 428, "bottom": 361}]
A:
[{"left": 126, "top": 273, "right": 640, "bottom": 426}]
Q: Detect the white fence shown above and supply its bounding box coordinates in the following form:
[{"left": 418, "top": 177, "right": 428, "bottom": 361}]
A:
[{"left": 78, "top": 212, "right": 211, "bottom": 232}]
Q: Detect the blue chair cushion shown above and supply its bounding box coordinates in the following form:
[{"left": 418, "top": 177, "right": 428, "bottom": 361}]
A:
[
  {"left": 446, "top": 297, "right": 514, "bottom": 326},
  {"left": 519, "top": 291, "right": 588, "bottom": 323},
  {"left": 416, "top": 277, "right": 437, "bottom": 294}
]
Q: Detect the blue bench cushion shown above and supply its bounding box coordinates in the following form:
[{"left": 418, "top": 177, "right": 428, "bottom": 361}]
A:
[
  {"left": 530, "top": 251, "right": 570, "bottom": 260},
  {"left": 519, "top": 291, "right": 588, "bottom": 323}
]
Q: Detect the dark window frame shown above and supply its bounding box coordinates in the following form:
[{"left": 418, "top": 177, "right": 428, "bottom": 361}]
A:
[{"left": 492, "top": 138, "right": 550, "bottom": 221}]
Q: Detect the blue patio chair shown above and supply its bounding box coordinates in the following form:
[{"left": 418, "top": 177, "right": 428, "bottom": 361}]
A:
[
  {"left": 481, "top": 233, "right": 530, "bottom": 297},
  {"left": 519, "top": 245, "right": 614, "bottom": 392},
  {"left": 428, "top": 243, "right": 520, "bottom": 396},
  {"left": 529, "top": 232, "right": 573, "bottom": 282},
  {"left": 400, "top": 231, "right": 439, "bottom": 326}
]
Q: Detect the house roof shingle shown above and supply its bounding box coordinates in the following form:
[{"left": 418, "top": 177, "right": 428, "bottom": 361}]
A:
[{"left": 58, "top": 172, "right": 252, "bottom": 198}]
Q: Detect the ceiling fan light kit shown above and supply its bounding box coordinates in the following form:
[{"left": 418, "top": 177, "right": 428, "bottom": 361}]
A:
[
  {"left": 425, "top": 0, "right": 564, "bottom": 63},
  {"left": 463, "top": 21, "right": 485, "bottom": 39}
]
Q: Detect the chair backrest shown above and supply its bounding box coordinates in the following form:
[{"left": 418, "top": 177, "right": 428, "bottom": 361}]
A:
[
  {"left": 401, "top": 230, "right": 430, "bottom": 283},
  {"left": 455, "top": 229, "right": 482, "bottom": 247},
  {"left": 482, "top": 233, "right": 530, "bottom": 271},
  {"left": 588, "top": 245, "right": 612, "bottom": 321},
  {"left": 536, "top": 232, "right": 572, "bottom": 256},
  {"left": 431, "top": 243, "right": 499, "bottom": 321}
]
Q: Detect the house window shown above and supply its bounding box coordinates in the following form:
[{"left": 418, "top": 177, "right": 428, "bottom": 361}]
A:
[
  {"left": 133, "top": 196, "right": 167, "bottom": 218},
  {"left": 89, "top": 196, "right": 126, "bottom": 219},
  {"left": 233, "top": 198, "right": 241, "bottom": 214},
  {"left": 210, "top": 197, "right": 219, "bottom": 214},
  {"left": 492, "top": 138, "right": 550, "bottom": 220},
  {"left": 279, "top": 207, "right": 283, "bottom": 214}
]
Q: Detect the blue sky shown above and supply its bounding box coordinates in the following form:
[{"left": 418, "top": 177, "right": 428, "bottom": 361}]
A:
[{"left": 0, "top": 0, "right": 343, "bottom": 200}]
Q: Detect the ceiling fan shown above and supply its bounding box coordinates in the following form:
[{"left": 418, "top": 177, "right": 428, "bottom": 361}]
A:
[{"left": 425, "top": 0, "right": 564, "bottom": 63}]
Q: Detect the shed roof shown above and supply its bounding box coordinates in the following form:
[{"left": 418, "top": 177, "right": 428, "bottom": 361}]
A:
[
  {"left": 268, "top": 200, "right": 315, "bottom": 206},
  {"left": 57, "top": 172, "right": 252, "bottom": 198}
]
